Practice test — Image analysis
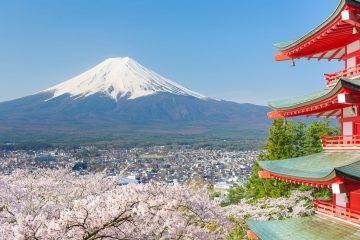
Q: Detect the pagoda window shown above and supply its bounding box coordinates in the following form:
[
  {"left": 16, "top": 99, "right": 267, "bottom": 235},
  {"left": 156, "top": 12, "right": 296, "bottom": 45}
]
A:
[
  {"left": 347, "top": 57, "right": 357, "bottom": 68},
  {"left": 344, "top": 41, "right": 360, "bottom": 79},
  {"left": 335, "top": 193, "right": 348, "bottom": 208},
  {"left": 341, "top": 106, "right": 358, "bottom": 137},
  {"left": 346, "top": 40, "right": 360, "bottom": 56},
  {"left": 342, "top": 122, "right": 353, "bottom": 138}
]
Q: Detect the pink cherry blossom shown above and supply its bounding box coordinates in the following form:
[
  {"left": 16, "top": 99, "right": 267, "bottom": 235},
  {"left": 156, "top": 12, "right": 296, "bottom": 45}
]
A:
[
  {"left": 0, "top": 169, "right": 314, "bottom": 239},
  {"left": 0, "top": 169, "right": 230, "bottom": 239}
]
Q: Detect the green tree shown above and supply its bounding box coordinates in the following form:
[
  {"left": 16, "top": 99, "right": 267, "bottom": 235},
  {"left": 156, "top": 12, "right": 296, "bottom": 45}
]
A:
[
  {"left": 228, "top": 119, "right": 337, "bottom": 202},
  {"left": 244, "top": 119, "right": 300, "bottom": 200},
  {"left": 300, "top": 119, "right": 339, "bottom": 155},
  {"left": 226, "top": 184, "right": 246, "bottom": 205},
  {"left": 298, "top": 119, "right": 338, "bottom": 200},
  {"left": 225, "top": 119, "right": 335, "bottom": 239},
  {"left": 260, "top": 119, "right": 295, "bottom": 160},
  {"left": 291, "top": 121, "right": 306, "bottom": 157},
  {"left": 245, "top": 163, "right": 296, "bottom": 200}
]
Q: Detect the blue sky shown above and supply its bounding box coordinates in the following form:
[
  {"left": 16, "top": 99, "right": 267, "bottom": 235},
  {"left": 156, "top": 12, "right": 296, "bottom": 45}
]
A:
[{"left": 0, "top": 0, "right": 342, "bottom": 105}]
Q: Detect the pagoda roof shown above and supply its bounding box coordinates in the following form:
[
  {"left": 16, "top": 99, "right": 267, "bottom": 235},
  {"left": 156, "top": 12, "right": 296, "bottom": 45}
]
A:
[
  {"left": 258, "top": 151, "right": 360, "bottom": 182},
  {"left": 269, "top": 86, "right": 334, "bottom": 110},
  {"left": 269, "top": 78, "right": 360, "bottom": 110},
  {"left": 268, "top": 79, "right": 360, "bottom": 118},
  {"left": 247, "top": 215, "right": 360, "bottom": 240},
  {"left": 336, "top": 160, "right": 360, "bottom": 181},
  {"left": 274, "top": 0, "right": 360, "bottom": 61}
]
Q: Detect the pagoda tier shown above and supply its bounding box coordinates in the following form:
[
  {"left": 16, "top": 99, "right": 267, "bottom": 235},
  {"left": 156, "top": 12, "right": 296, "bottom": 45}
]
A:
[
  {"left": 268, "top": 78, "right": 360, "bottom": 119},
  {"left": 248, "top": 1, "right": 360, "bottom": 239},
  {"left": 257, "top": 152, "right": 360, "bottom": 228},
  {"left": 274, "top": 0, "right": 360, "bottom": 61}
]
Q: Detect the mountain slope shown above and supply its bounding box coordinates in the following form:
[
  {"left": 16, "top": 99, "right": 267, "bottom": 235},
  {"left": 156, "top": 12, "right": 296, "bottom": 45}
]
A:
[{"left": 0, "top": 57, "right": 271, "bottom": 144}]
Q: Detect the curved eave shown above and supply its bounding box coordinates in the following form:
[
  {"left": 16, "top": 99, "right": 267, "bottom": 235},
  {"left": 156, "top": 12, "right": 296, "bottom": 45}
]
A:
[
  {"left": 275, "top": 0, "right": 360, "bottom": 51},
  {"left": 258, "top": 151, "right": 360, "bottom": 183},
  {"left": 336, "top": 160, "right": 360, "bottom": 181},
  {"left": 268, "top": 78, "right": 360, "bottom": 111},
  {"left": 264, "top": 169, "right": 337, "bottom": 183},
  {"left": 274, "top": 0, "right": 360, "bottom": 60}
]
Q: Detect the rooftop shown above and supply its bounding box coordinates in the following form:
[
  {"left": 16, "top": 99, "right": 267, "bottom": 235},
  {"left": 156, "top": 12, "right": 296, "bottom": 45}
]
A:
[
  {"left": 247, "top": 215, "right": 360, "bottom": 240},
  {"left": 274, "top": 0, "right": 360, "bottom": 61},
  {"left": 267, "top": 78, "right": 360, "bottom": 119},
  {"left": 258, "top": 151, "right": 360, "bottom": 182},
  {"left": 274, "top": 0, "right": 360, "bottom": 51},
  {"left": 269, "top": 78, "right": 360, "bottom": 110}
]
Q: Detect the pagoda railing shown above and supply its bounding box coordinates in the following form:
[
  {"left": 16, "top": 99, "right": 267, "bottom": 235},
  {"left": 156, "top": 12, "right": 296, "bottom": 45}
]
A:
[
  {"left": 320, "top": 135, "right": 360, "bottom": 149},
  {"left": 313, "top": 199, "right": 360, "bottom": 226},
  {"left": 324, "top": 64, "right": 360, "bottom": 86}
]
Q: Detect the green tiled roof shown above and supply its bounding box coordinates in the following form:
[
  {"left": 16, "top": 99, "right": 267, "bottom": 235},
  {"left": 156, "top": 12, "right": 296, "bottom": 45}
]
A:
[
  {"left": 268, "top": 88, "right": 332, "bottom": 110},
  {"left": 274, "top": 0, "right": 360, "bottom": 51},
  {"left": 268, "top": 78, "right": 360, "bottom": 110},
  {"left": 336, "top": 160, "right": 360, "bottom": 181},
  {"left": 247, "top": 215, "right": 360, "bottom": 240},
  {"left": 258, "top": 151, "right": 360, "bottom": 181}
]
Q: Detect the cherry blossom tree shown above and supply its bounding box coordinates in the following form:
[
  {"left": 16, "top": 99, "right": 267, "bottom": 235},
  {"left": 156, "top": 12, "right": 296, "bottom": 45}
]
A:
[
  {"left": 225, "top": 190, "right": 314, "bottom": 239},
  {"left": 0, "top": 169, "right": 314, "bottom": 239},
  {"left": 0, "top": 169, "right": 230, "bottom": 239},
  {"left": 225, "top": 190, "right": 314, "bottom": 221}
]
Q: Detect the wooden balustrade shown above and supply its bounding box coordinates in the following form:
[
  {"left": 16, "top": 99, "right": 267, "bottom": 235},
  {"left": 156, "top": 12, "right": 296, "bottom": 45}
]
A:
[
  {"left": 313, "top": 199, "right": 360, "bottom": 225},
  {"left": 324, "top": 64, "right": 360, "bottom": 86},
  {"left": 320, "top": 135, "right": 360, "bottom": 150}
]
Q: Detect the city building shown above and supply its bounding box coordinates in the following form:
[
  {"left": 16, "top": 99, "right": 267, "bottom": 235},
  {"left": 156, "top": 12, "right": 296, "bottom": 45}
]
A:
[{"left": 247, "top": 0, "right": 360, "bottom": 239}]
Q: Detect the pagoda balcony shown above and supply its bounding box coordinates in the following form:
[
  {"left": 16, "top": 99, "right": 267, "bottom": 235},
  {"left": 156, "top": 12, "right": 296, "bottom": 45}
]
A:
[
  {"left": 324, "top": 64, "right": 360, "bottom": 87},
  {"left": 313, "top": 199, "right": 360, "bottom": 227},
  {"left": 321, "top": 135, "right": 360, "bottom": 150}
]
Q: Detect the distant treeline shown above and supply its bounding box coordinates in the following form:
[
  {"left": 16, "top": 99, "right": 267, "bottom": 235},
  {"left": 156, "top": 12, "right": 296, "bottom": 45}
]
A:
[
  {"left": 0, "top": 129, "right": 267, "bottom": 151},
  {"left": 0, "top": 143, "right": 55, "bottom": 151}
]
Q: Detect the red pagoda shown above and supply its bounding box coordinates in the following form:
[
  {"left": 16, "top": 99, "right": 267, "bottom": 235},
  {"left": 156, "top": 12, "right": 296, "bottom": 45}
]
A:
[{"left": 247, "top": 0, "right": 360, "bottom": 239}]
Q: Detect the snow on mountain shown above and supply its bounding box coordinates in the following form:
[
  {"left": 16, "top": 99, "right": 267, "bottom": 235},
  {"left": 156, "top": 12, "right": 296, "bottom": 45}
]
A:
[
  {"left": 43, "top": 57, "right": 207, "bottom": 101},
  {"left": 0, "top": 57, "right": 271, "bottom": 141}
]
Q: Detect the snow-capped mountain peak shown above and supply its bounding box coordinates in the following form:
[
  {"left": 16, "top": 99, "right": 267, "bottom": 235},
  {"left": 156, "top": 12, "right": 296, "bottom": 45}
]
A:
[{"left": 43, "top": 57, "right": 207, "bottom": 101}]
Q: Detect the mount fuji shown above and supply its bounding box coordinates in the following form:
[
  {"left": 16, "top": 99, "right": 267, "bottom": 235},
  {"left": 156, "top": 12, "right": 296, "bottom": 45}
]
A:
[
  {"left": 0, "top": 57, "right": 270, "bottom": 144},
  {"left": 43, "top": 57, "right": 207, "bottom": 101}
]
